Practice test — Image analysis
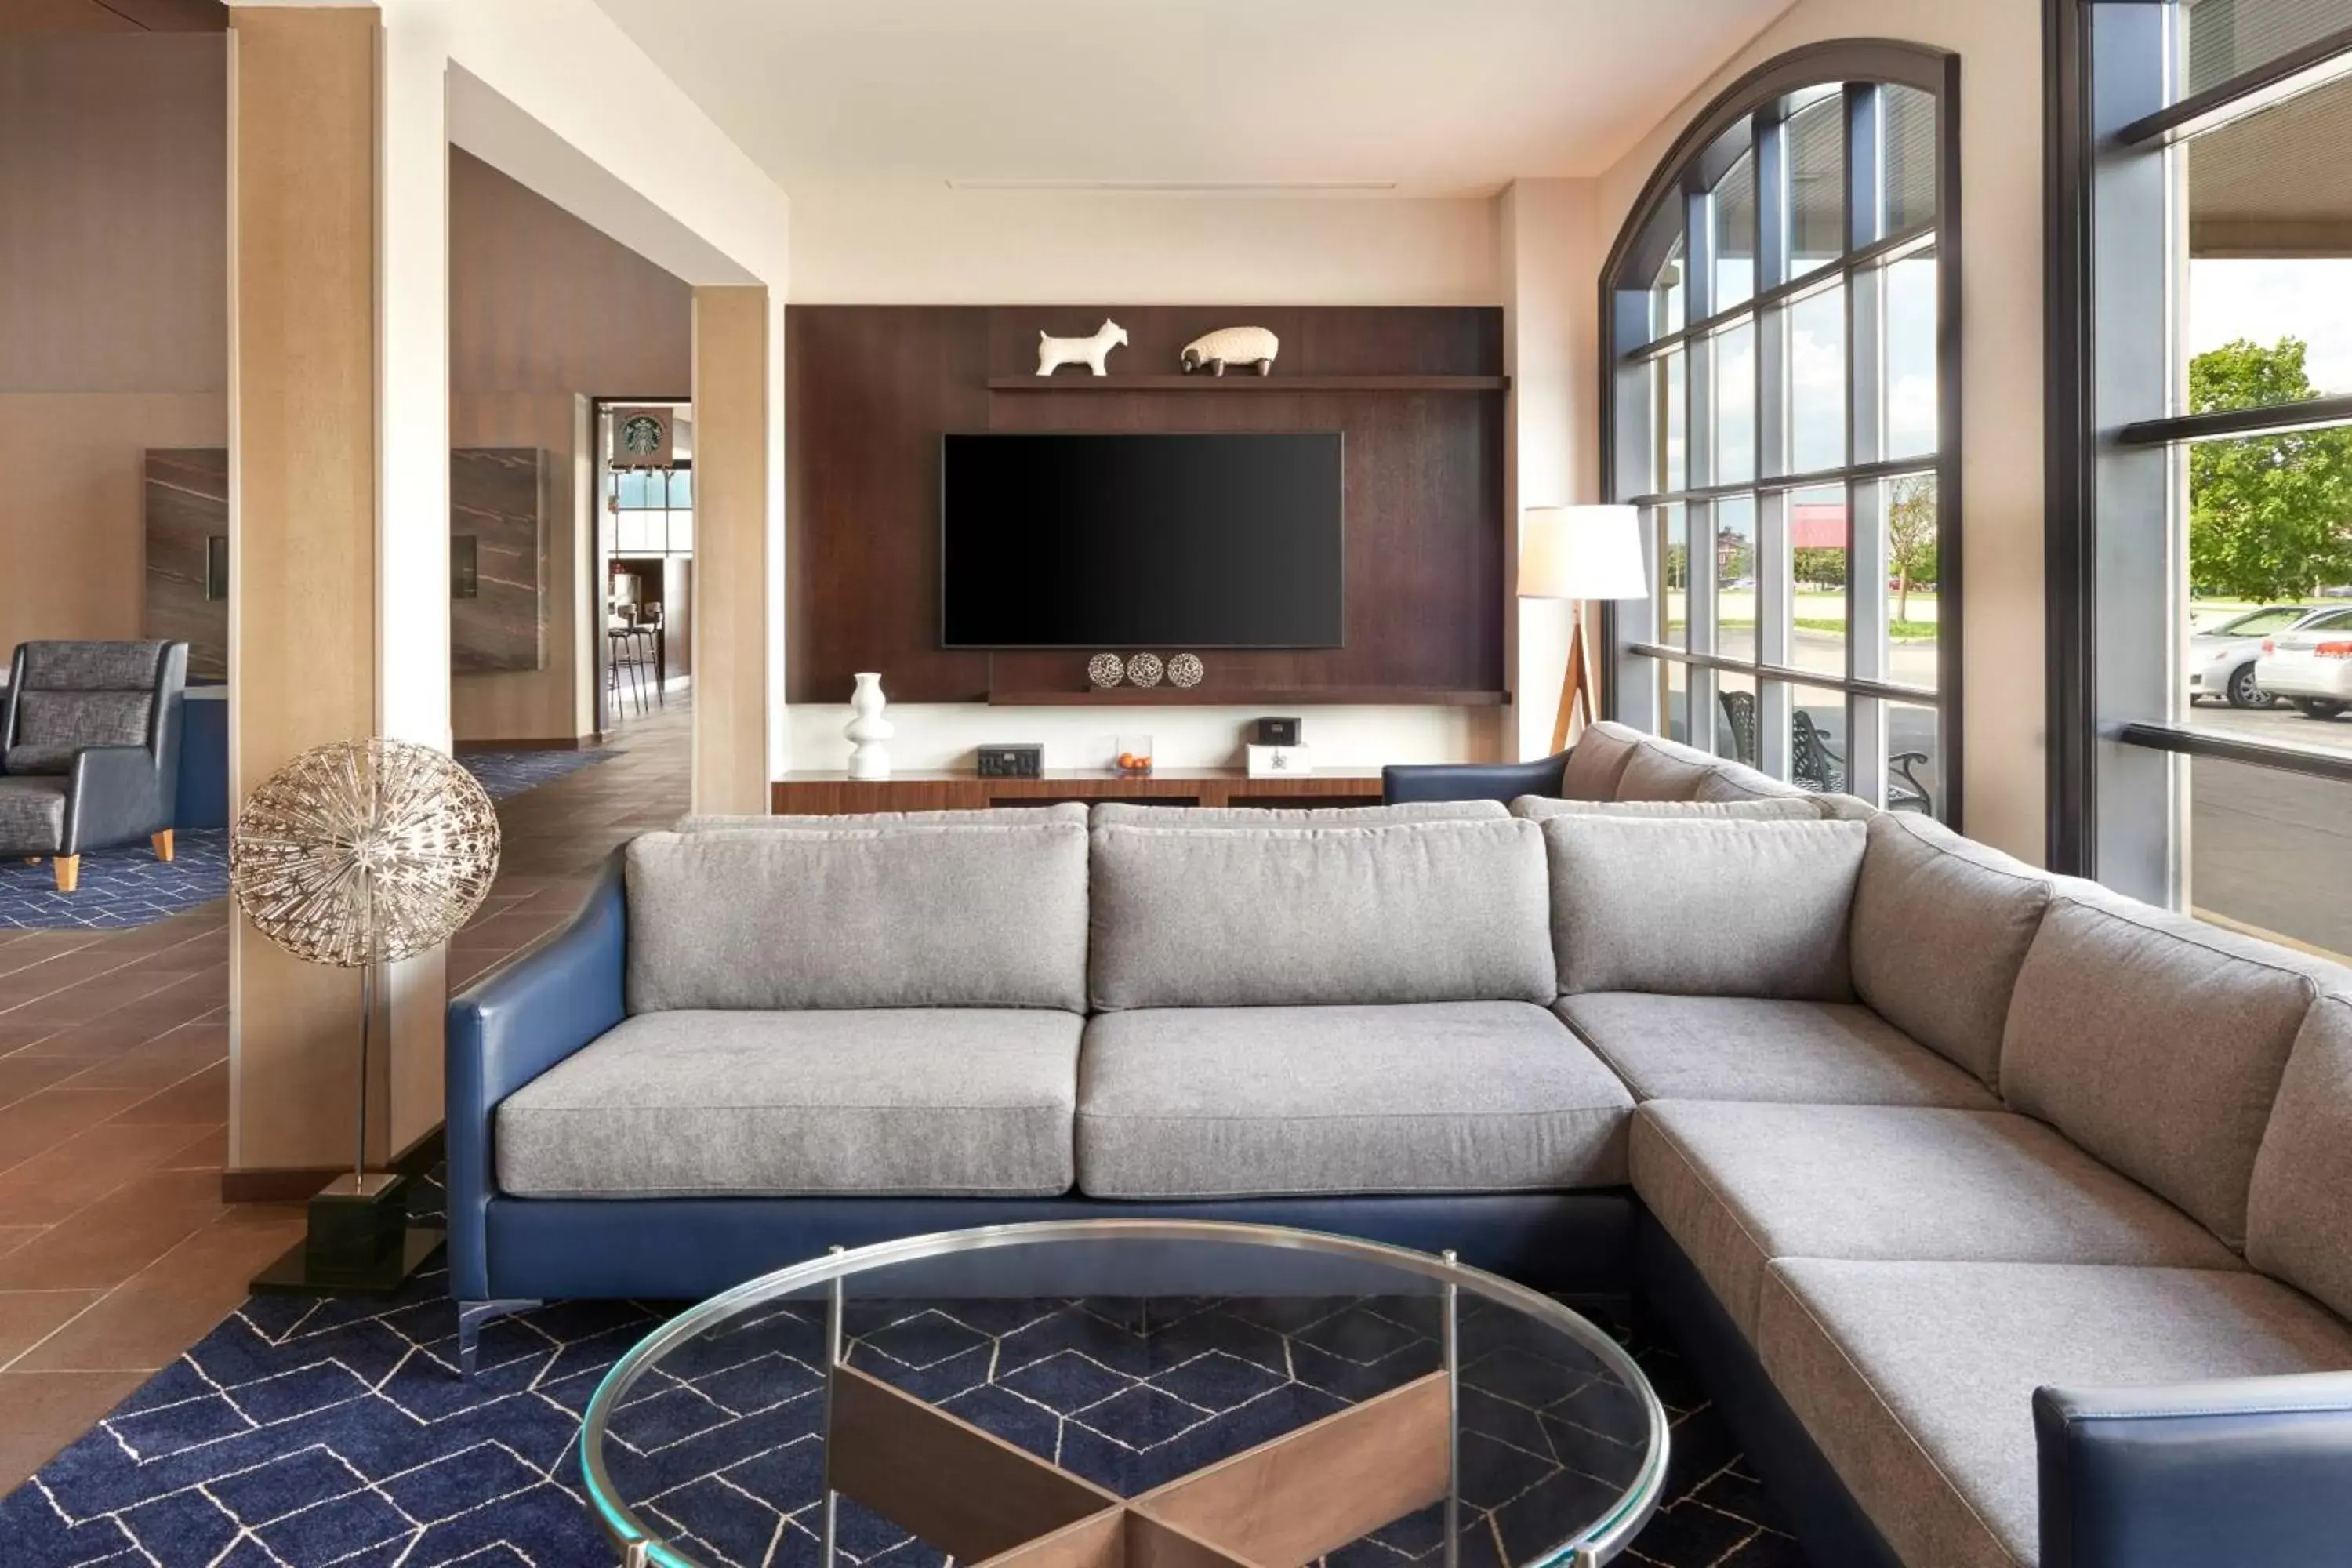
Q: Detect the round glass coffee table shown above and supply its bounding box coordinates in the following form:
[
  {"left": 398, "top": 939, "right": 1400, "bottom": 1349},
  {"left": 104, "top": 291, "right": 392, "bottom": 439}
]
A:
[{"left": 580, "top": 1221, "right": 1668, "bottom": 1568}]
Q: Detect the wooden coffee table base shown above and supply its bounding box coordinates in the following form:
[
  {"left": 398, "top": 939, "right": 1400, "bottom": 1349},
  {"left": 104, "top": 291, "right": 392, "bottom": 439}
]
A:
[{"left": 826, "top": 1363, "right": 1452, "bottom": 1568}]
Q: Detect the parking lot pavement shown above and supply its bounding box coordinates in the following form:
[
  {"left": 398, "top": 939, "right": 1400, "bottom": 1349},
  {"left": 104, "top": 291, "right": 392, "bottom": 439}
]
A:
[{"left": 2182, "top": 701, "right": 2352, "bottom": 961}]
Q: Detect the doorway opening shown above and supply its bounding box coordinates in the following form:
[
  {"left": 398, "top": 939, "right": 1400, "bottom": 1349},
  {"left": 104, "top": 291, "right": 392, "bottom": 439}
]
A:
[{"left": 593, "top": 397, "right": 695, "bottom": 736}]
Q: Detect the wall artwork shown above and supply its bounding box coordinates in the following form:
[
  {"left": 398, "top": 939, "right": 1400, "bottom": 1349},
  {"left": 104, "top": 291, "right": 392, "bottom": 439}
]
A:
[
  {"left": 448, "top": 448, "right": 547, "bottom": 673},
  {"left": 143, "top": 447, "right": 549, "bottom": 681},
  {"left": 143, "top": 448, "right": 230, "bottom": 681}
]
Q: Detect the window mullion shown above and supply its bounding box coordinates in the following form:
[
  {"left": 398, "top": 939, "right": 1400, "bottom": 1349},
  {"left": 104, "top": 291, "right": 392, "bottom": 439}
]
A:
[
  {"left": 1757, "top": 106, "right": 1791, "bottom": 295},
  {"left": 1846, "top": 82, "right": 1883, "bottom": 250}
]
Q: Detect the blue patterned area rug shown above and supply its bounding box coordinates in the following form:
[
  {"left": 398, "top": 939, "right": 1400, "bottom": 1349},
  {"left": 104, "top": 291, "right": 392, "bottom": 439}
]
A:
[
  {"left": 0, "top": 829, "right": 229, "bottom": 931},
  {"left": 1, "top": 1251, "right": 1803, "bottom": 1568},
  {"left": 456, "top": 748, "right": 617, "bottom": 802},
  {"left": 0, "top": 750, "right": 612, "bottom": 931}
]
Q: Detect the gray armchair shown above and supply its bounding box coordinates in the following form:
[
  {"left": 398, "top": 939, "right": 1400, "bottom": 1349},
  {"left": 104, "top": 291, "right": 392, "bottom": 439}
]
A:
[{"left": 0, "top": 641, "right": 188, "bottom": 891}]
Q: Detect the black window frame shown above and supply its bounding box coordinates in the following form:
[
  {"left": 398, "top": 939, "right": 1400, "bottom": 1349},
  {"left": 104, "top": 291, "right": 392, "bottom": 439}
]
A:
[
  {"left": 2044, "top": 0, "right": 2352, "bottom": 892},
  {"left": 1599, "top": 39, "right": 1966, "bottom": 823}
]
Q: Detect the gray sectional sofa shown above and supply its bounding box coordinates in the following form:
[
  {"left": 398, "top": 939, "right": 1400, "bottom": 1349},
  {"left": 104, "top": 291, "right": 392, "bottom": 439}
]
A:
[{"left": 446, "top": 720, "right": 2352, "bottom": 1568}]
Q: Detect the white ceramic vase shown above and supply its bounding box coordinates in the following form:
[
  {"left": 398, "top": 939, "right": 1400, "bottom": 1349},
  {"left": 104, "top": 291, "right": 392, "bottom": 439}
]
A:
[{"left": 844, "top": 672, "right": 895, "bottom": 779}]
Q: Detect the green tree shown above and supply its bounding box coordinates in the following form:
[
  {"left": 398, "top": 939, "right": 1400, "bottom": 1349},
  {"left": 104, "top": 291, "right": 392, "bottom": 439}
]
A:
[
  {"left": 2187, "top": 338, "right": 2352, "bottom": 601},
  {"left": 1888, "top": 474, "right": 1938, "bottom": 622}
]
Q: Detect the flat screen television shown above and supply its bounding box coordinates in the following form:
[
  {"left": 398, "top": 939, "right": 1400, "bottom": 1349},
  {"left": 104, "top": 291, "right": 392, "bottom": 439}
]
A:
[{"left": 940, "top": 431, "right": 1344, "bottom": 648}]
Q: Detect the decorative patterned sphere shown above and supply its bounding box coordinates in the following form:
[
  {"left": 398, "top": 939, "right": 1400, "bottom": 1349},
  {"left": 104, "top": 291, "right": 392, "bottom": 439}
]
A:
[
  {"left": 1087, "top": 652, "right": 1126, "bottom": 688},
  {"left": 1127, "top": 652, "right": 1164, "bottom": 688},
  {"left": 230, "top": 738, "right": 502, "bottom": 968},
  {"left": 1167, "top": 653, "right": 1204, "bottom": 689}
]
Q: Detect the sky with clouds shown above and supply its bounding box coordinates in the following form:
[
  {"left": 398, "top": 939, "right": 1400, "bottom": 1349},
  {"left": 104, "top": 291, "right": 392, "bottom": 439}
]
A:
[{"left": 2190, "top": 260, "right": 2352, "bottom": 391}]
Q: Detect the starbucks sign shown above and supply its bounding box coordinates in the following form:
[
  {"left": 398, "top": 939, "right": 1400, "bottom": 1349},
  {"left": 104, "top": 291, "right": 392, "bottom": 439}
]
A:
[{"left": 609, "top": 407, "right": 673, "bottom": 470}]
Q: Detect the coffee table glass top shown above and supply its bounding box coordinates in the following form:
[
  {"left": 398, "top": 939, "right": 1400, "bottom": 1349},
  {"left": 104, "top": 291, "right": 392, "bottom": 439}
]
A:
[{"left": 580, "top": 1220, "right": 1668, "bottom": 1568}]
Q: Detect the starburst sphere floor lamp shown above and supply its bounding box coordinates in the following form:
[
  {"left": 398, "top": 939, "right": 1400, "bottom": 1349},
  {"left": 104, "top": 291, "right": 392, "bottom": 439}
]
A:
[
  {"left": 230, "top": 739, "right": 502, "bottom": 1292},
  {"left": 1520, "top": 505, "right": 1650, "bottom": 753}
]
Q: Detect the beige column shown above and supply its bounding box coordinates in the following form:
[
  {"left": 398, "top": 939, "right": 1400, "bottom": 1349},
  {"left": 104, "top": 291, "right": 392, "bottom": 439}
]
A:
[
  {"left": 226, "top": 5, "right": 383, "bottom": 1176},
  {"left": 690, "top": 285, "right": 771, "bottom": 814}
]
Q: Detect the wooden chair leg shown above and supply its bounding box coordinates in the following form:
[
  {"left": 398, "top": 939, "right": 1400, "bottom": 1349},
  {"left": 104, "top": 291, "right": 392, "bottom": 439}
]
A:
[
  {"left": 152, "top": 829, "right": 175, "bottom": 862},
  {"left": 53, "top": 855, "right": 80, "bottom": 893}
]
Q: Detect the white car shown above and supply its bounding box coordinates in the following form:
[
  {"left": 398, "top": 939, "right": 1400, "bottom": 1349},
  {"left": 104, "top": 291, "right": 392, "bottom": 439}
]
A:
[
  {"left": 2187, "top": 604, "right": 2321, "bottom": 708},
  {"left": 2256, "top": 604, "right": 2352, "bottom": 719}
]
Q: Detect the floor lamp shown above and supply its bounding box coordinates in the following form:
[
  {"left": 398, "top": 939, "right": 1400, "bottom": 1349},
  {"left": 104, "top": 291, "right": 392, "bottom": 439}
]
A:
[
  {"left": 1520, "top": 505, "right": 1650, "bottom": 754},
  {"left": 230, "top": 738, "right": 502, "bottom": 1293}
]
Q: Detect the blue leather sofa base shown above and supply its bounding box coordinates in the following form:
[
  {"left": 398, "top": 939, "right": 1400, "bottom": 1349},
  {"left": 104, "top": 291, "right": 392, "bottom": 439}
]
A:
[
  {"left": 475, "top": 1189, "right": 1635, "bottom": 1305},
  {"left": 1635, "top": 1210, "right": 1903, "bottom": 1568}
]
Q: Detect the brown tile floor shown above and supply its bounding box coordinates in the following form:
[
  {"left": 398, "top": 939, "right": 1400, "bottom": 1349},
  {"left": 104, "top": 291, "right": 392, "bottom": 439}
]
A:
[{"left": 0, "top": 695, "right": 690, "bottom": 1492}]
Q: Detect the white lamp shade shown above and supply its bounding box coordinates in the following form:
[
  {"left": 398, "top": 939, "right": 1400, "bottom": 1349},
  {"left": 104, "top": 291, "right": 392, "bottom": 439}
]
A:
[{"left": 1519, "top": 505, "right": 1648, "bottom": 601}]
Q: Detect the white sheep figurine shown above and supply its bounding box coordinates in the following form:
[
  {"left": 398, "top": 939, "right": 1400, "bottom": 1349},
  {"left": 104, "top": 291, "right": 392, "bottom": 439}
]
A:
[
  {"left": 1035, "top": 319, "right": 1128, "bottom": 376},
  {"left": 1181, "top": 325, "right": 1280, "bottom": 376}
]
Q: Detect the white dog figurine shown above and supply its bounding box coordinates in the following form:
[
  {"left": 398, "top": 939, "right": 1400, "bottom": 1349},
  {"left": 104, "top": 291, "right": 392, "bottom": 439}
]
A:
[
  {"left": 1181, "top": 325, "right": 1280, "bottom": 376},
  {"left": 1036, "top": 319, "right": 1128, "bottom": 376}
]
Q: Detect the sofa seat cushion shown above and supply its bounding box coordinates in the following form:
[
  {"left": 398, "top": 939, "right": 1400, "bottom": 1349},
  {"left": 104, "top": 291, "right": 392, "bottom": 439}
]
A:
[
  {"left": 1631, "top": 1101, "right": 2242, "bottom": 1338},
  {"left": 495, "top": 1009, "right": 1080, "bottom": 1198},
  {"left": 1757, "top": 1260, "right": 2352, "bottom": 1568},
  {"left": 1556, "top": 994, "right": 2000, "bottom": 1109},
  {"left": 0, "top": 777, "right": 69, "bottom": 851},
  {"left": 1075, "top": 1002, "right": 1632, "bottom": 1198}
]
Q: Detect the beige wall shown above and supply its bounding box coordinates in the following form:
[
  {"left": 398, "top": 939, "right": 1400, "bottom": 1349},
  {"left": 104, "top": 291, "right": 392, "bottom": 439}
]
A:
[
  {"left": 1498, "top": 179, "right": 1609, "bottom": 762},
  {"left": 0, "top": 32, "right": 227, "bottom": 658},
  {"left": 447, "top": 148, "right": 691, "bottom": 743},
  {"left": 1589, "top": 0, "right": 2049, "bottom": 862}
]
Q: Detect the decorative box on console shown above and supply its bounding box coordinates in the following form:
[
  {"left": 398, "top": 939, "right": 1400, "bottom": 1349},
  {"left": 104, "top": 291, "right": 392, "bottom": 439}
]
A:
[
  {"left": 1246, "top": 743, "right": 1313, "bottom": 778},
  {"left": 977, "top": 744, "right": 1044, "bottom": 779}
]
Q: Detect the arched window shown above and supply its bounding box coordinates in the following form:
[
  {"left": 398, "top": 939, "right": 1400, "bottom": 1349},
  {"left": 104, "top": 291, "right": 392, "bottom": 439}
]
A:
[{"left": 1601, "top": 43, "right": 1960, "bottom": 821}]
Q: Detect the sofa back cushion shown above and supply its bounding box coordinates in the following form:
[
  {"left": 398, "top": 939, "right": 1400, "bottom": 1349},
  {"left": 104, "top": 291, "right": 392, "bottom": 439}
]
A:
[
  {"left": 18, "top": 640, "right": 169, "bottom": 691},
  {"left": 675, "top": 804, "right": 1087, "bottom": 830},
  {"left": 1512, "top": 795, "right": 1820, "bottom": 822},
  {"left": 1088, "top": 818, "right": 1555, "bottom": 1009},
  {"left": 1694, "top": 760, "right": 1814, "bottom": 804},
  {"left": 2002, "top": 889, "right": 2342, "bottom": 1250},
  {"left": 2247, "top": 990, "right": 2352, "bottom": 1319},
  {"left": 1560, "top": 723, "right": 1644, "bottom": 800},
  {"left": 7, "top": 689, "right": 154, "bottom": 775},
  {"left": 1091, "top": 800, "right": 1506, "bottom": 827},
  {"left": 1545, "top": 816, "right": 1867, "bottom": 999},
  {"left": 1851, "top": 813, "right": 2052, "bottom": 1089},
  {"left": 625, "top": 822, "right": 1091, "bottom": 1013},
  {"left": 1613, "top": 735, "right": 1719, "bottom": 802}
]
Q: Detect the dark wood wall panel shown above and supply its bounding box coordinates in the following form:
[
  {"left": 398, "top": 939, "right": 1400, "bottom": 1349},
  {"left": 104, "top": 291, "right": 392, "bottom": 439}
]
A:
[{"left": 786, "top": 303, "right": 1504, "bottom": 706}]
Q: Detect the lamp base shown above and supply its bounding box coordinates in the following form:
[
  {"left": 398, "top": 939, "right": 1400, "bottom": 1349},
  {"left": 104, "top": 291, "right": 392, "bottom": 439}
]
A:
[{"left": 249, "top": 1170, "right": 446, "bottom": 1295}]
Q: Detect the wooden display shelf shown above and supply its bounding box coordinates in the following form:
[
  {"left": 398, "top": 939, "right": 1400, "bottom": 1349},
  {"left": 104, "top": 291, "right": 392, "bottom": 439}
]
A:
[
  {"left": 985, "top": 374, "right": 1508, "bottom": 393},
  {"left": 772, "top": 766, "right": 1386, "bottom": 815},
  {"left": 987, "top": 687, "right": 1508, "bottom": 707}
]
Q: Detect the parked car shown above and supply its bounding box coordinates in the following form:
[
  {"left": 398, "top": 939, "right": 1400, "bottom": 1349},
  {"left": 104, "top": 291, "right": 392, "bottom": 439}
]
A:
[
  {"left": 2256, "top": 604, "right": 2352, "bottom": 718},
  {"left": 2187, "top": 604, "right": 2322, "bottom": 708}
]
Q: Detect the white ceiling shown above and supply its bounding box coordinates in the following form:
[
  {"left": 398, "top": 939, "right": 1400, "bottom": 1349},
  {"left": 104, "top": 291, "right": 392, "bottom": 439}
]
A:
[{"left": 590, "top": 0, "right": 1795, "bottom": 196}]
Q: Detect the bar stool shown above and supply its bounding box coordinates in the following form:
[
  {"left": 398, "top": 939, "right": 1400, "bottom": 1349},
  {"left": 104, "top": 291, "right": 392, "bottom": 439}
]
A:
[
  {"left": 608, "top": 622, "right": 647, "bottom": 718},
  {"left": 635, "top": 609, "right": 665, "bottom": 709}
]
